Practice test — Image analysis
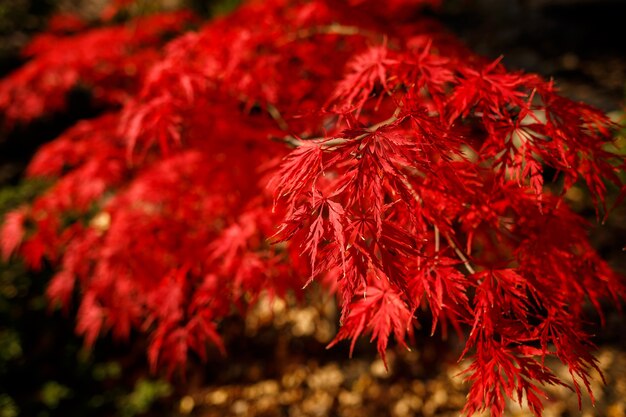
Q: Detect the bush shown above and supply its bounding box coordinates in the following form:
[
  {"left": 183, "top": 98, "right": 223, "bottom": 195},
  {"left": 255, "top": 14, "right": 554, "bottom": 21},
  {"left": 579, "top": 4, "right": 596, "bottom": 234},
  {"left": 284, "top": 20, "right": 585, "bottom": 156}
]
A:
[{"left": 0, "top": 1, "right": 624, "bottom": 415}]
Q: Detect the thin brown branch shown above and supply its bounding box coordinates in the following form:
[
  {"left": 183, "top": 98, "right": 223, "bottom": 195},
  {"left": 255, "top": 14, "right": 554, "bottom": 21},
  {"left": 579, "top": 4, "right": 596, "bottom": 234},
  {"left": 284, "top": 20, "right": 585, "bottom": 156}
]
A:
[
  {"left": 276, "top": 107, "right": 402, "bottom": 149},
  {"left": 267, "top": 103, "right": 289, "bottom": 131},
  {"left": 445, "top": 233, "right": 476, "bottom": 275},
  {"left": 281, "top": 24, "right": 383, "bottom": 45}
]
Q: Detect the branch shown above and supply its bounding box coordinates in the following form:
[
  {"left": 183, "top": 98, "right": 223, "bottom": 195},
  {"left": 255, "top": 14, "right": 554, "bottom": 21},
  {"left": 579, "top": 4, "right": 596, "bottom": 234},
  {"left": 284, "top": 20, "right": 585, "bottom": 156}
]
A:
[
  {"left": 276, "top": 107, "right": 402, "bottom": 149},
  {"left": 281, "top": 24, "right": 383, "bottom": 45},
  {"left": 445, "top": 233, "right": 476, "bottom": 275},
  {"left": 267, "top": 103, "right": 289, "bottom": 131}
]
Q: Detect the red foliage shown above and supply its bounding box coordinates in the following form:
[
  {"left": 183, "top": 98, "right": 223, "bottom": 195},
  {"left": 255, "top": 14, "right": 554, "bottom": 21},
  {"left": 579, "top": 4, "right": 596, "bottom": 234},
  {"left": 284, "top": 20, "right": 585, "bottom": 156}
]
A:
[
  {"left": 1, "top": 1, "right": 624, "bottom": 415},
  {"left": 0, "top": 10, "right": 195, "bottom": 126}
]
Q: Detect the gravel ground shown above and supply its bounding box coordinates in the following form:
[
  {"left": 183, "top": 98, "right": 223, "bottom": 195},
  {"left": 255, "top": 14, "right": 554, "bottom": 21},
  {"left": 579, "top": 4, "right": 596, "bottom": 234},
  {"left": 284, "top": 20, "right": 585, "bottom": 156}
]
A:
[{"left": 164, "top": 294, "right": 626, "bottom": 417}]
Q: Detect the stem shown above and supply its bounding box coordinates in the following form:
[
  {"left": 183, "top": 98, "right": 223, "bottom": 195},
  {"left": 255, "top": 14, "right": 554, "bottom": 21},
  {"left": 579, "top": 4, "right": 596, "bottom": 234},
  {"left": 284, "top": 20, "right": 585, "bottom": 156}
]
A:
[
  {"left": 282, "top": 24, "right": 383, "bottom": 45},
  {"left": 445, "top": 233, "right": 476, "bottom": 275},
  {"left": 267, "top": 103, "right": 288, "bottom": 131},
  {"left": 401, "top": 172, "right": 475, "bottom": 274},
  {"left": 278, "top": 107, "right": 402, "bottom": 149}
]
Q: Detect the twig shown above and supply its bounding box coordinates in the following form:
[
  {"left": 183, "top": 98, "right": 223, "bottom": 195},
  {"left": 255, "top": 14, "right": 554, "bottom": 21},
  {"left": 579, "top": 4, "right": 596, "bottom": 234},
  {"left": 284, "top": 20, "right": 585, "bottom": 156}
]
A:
[
  {"left": 267, "top": 103, "right": 288, "bottom": 131},
  {"left": 276, "top": 107, "right": 402, "bottom": 149},
  {"left": 445, "top": 233, "right": 476, "bottom": 275},
  {"left": 400, "top": 175, "right": 473, "bottom": 274},
  {"left": 281, "top": 24, "right": 382, "bottom": 45}
]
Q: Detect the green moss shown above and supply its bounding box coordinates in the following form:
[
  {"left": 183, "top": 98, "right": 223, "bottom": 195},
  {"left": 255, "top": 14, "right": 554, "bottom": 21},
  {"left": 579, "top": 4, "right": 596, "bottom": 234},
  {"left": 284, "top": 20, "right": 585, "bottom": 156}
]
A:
[
  {"left": 0, "top": 179, "right": 50, "bottom": 217},
  {"left": 40, "top": 381, "right": 72, "bottom": 409},
  {"left": 118, "top": 379, "right": 173, "bottom": 417}
]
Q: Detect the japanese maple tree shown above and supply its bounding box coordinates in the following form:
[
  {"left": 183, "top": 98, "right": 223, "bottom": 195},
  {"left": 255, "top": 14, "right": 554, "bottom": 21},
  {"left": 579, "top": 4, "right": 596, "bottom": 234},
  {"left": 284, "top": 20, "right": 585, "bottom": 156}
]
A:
[{"left": 1, "top": 0, "right": 624, "bottom": 415}]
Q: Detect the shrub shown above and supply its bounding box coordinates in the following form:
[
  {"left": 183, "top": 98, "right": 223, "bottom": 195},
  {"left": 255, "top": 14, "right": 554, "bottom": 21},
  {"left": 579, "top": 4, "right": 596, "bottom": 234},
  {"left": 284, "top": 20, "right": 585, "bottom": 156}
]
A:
[{"left": 0, "top": 1, "right": 624, "bottom": 415}]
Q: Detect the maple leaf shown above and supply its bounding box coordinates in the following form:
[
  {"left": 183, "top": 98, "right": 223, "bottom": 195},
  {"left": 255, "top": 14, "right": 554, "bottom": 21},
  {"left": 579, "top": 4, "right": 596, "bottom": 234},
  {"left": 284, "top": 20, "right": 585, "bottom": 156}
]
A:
[
  {"left": 0, "top": 209, "right": 27, "bottom": 260},
  {"left": 269, "top": 141, "right": 323, "bottom": 208},
  {"left": 462, "top": 341, "right": 564, "bottom": 417},
  {"left": 409, "top": 256, "right": 470, "bottom": 337},
  {"left": 47, "top": 271, "right": 76, "bottom": 310},
  {"left": 329, "top": 43, "right": 396, "bottom": 115},
  {"left": 76, "top": 291, "right": 106, "bottom": 348},
  {"left": 328, "top": 275, "right": 413, "bottom": 367},
  {"left": 447, "top": 58, "right": 538, "bottom": 122}
]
